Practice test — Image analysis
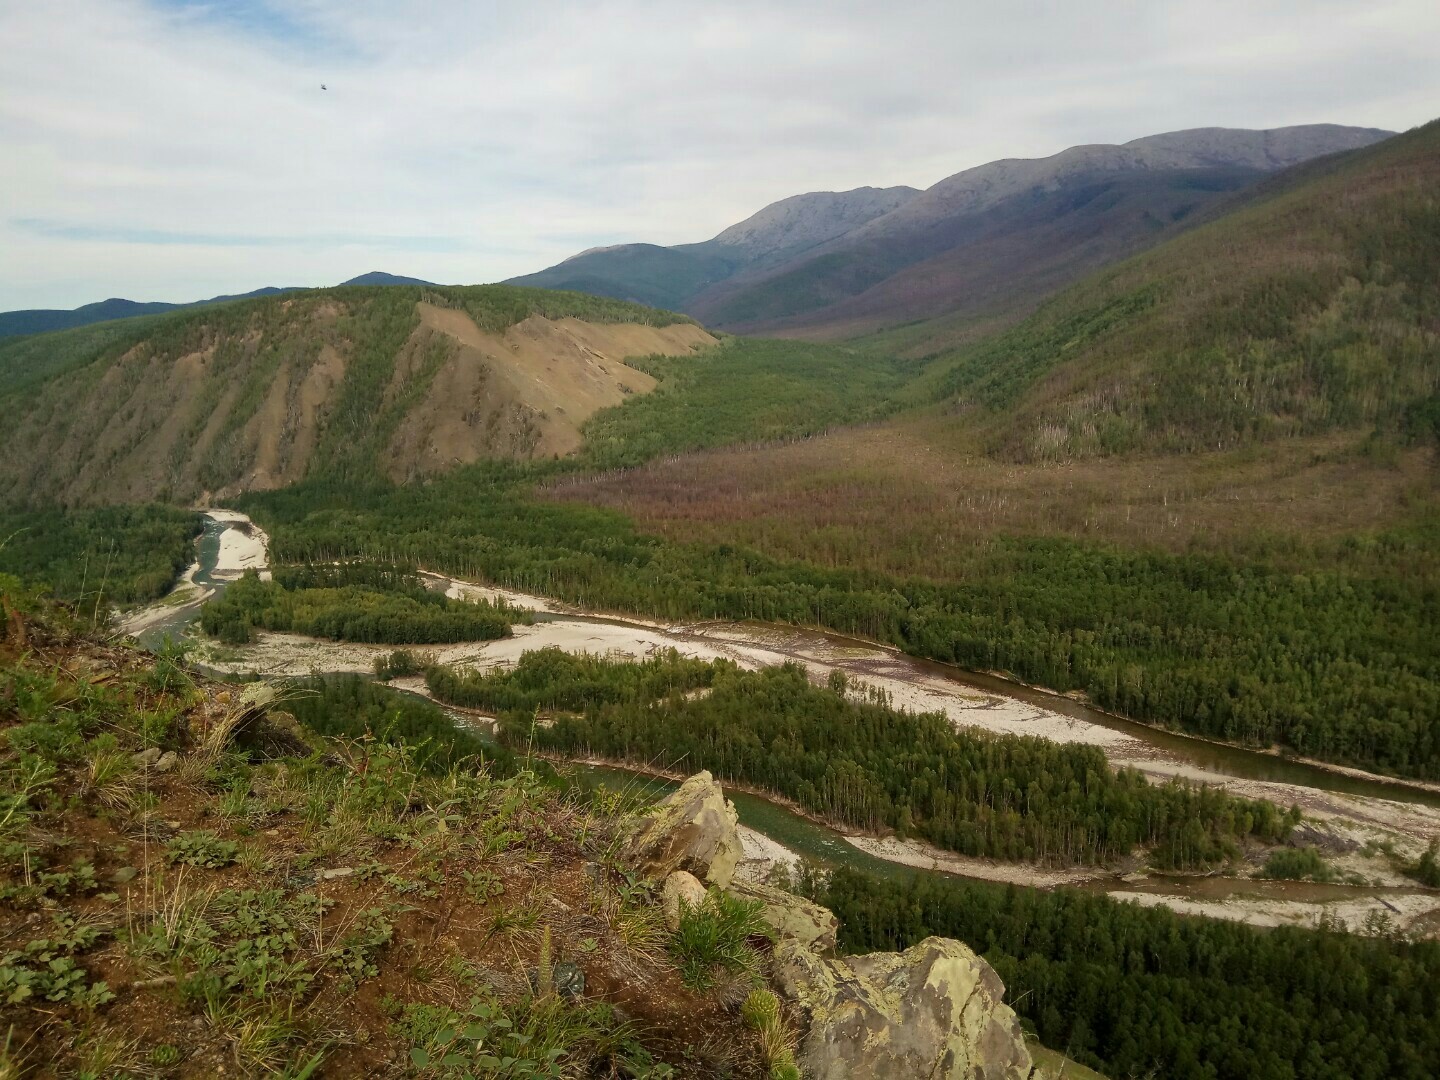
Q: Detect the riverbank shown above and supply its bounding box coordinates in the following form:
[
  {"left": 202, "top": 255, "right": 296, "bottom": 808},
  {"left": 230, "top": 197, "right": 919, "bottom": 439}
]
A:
[
  {"left": 182, "top": 585, "right": 1440, "bottom": 869},
  {"left": 122, "top": 510, "right": 1440, "bottom": 936},
  {"left": 199, "top": 507, "right": 269, "bottom": 578},
  {"left": 567, "top": 756, "right": 1440, "bottom": 937}
]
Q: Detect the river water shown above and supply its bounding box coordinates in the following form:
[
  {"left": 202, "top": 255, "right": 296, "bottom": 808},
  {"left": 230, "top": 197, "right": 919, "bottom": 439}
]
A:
[{"left": 123, "top": 511, "right": 1440, "bottom": 934}]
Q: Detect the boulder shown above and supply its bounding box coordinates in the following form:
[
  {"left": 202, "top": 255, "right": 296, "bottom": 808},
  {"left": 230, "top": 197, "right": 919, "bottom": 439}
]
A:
[
  {"left": 619, "top": 771, "right": 740, "bottom": 887},
  {"left": 660, "top": 870, "right": 708, "bottom": 931},
  {"left": 728, "top": 877, "right": 837, "bottom": 953},
  {"left": 775, "top": 936, "right": 1035, "bottom": 1080}
]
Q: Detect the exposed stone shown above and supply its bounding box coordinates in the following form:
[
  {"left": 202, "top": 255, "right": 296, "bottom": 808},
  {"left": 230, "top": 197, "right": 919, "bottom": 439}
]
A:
[
  {"left": 552, "top": 961, "right": 585, "bottom": 1001},
  {"left": 728, "top": 877, "right": 838, "bottom": 953},
  {"left": 1287, "top": 821, "right": 1360, "bottom": 856},
  {"left": 775, "top": 935, "right": 1034, "bottom": 1080},
  {"left": 619, "top": 770, "right": 740, "bottom": 887},
  {"left": 132, "top": 747, "right": 162, "bottom": 768},
  {"left": 111, "top": 866, "right": 139, "bottom": 884},
  {"left": 154, "top": 750, "right": 180, "bottom": 773},
  {"left": 318, "top": 867, "right": 355, "bottom": 881},
  {"left": 660, "top": 870, "right": 708, "bottom": 931},
  {"left": 527, "top": 963, "right": 586, "bottom": 1001}
]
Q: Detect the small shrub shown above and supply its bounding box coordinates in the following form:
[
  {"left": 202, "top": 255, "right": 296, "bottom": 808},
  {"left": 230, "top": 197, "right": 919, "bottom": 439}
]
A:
[
  {"left": 166, "top": 830, "right": 240, "bottom": 869},
  {"left": 742, "top": 988, "right": 799, "bottom": 1079},
  {"left": 1408, "top": 839, "right": 1440, "bottom": 887},
  {"left": 669, "top": 889, "right": 771, "bottom": 991},
  {"left": 399, "top": 996, "right": 565, "bottom": 1078},
  {"left": 1258, "top": 846, "right": 1335, "bottom": 882},
  {"left": 150, "top": 1044, "right": 182, "bottom": 1066}
]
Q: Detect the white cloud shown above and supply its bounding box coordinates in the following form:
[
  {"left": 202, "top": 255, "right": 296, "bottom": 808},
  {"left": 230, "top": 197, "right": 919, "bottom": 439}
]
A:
[{"left": 2, "top": 0, "right": 1437, "bottom": 308}]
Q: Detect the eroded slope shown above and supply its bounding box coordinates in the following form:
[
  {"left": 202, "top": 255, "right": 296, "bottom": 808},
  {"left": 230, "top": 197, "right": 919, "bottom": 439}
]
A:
[{"left": 0, "top": 285, "right": 713, "bottom": 504}]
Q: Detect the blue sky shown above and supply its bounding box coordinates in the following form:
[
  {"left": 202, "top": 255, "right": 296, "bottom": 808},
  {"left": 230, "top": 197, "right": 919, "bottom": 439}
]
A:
[{"left": 3, "top": 0, "right": 1439, "bottom": 309}]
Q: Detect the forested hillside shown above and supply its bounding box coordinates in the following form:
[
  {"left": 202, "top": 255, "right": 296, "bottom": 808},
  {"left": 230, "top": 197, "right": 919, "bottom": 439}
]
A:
[
  {"left": 912, "top": 119, "right": 1440, "bottom": 459},
  {"left": 240, "top": 454, "right": 1440, "bottom": 778},
  {"left": 0, "top": 504, "right": 199, "bottom": 605},
  {"left": 0, "top": 284, "right": 711, "bottom": 505}
]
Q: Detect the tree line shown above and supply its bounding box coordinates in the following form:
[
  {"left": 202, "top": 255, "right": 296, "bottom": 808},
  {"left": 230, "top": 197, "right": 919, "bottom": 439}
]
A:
[
  {"left": 0, "top": 504, "right": 199, "bottom": 607},
  {"left": 429, "top": 648, "right": 1296, "bottom": 869},
  {"left": 281, "top": 673, "right": 526, "bottom": 775},
  {"left": 241, "top": 464, "right": 1440, "bottom": 780},
  {"left": 199, "top": 562, "right": 532, "bottom": 645},
  {"left": 807, "top": 865, "right": 1440, "bottom": 1080}
]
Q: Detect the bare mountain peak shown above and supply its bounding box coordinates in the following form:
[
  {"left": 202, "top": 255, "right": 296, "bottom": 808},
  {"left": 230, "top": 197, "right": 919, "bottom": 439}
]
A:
[
  {"left": 846, "top": 123, "right": 1395, "bottom": 238},
  {"left": 1123, "top": 124, "right": 1395, "bottom": 169},
  {"left": 704, "top": 185, "right": 921, "bottom": 259}
]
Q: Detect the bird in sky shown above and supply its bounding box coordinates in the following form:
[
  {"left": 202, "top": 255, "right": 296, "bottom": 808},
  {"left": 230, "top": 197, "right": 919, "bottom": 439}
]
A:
[{"left": 321, "top": 84, "right": 328, "bottom": 90}]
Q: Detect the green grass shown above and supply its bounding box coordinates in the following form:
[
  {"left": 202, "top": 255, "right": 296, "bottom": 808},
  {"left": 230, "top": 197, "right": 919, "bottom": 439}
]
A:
[{"left": 668, "top": 888, "right": 770, "bottom": 992}]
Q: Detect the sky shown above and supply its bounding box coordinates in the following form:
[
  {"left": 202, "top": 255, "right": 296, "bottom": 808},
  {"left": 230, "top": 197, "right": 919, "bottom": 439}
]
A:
[{"left": 2, "top": 0, "right": 1438, "bottom": 310}]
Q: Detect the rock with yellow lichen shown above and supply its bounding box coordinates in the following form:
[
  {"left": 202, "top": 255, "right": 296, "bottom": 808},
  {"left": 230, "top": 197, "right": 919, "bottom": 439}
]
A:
[
  {"left": 618, "top": 769, "right": 741, "bottom": 887},
  {"left": 774, "top": 934, "right": 1036, "bottom": 1079},
  {"left": 628, "top": 772, "right": 1036, "bottom": 1078},
  {"left": 727, "top": 875, "right": 838, "bottom": 953}
]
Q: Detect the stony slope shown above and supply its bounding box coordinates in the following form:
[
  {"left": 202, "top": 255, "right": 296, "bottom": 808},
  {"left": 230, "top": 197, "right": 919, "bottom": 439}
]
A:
[
  {"left": 0, "top": 594, "right": 1054, "bottom": 1078},
  {"left": 0, "top": 285, "right": 713, "bottom": 505}
]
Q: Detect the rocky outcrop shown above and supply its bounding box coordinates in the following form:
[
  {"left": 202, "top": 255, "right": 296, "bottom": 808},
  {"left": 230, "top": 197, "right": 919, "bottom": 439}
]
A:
[
  {"left": 660, "top": 870, "right": 708, "bottom": 931},
  {"left": 619, "top": 770, "right": 741, "bottom": 887},
  {"left": 774, "top": 936, "right": 1035, "bottom": 1080},
  {"left": 633, "top": 774, "right": 1034, "bottom": 1078},
  {"left": 728, "top": 877, "right": 838, "bottom": 953}
]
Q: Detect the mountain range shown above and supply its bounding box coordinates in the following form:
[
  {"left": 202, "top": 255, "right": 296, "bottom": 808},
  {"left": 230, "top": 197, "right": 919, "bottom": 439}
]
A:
[
  {"left": 1, "top": 118, "right": 1431, "bottom": 508},
  {"left": 5, "top": 126, "right": 1392, "bottom": 351},
  {"left": 509, "top": 124, "right": 1393, "bottom": 343},
  {"left": 0, "top": 272, "right": 436, "bottom": 339}
]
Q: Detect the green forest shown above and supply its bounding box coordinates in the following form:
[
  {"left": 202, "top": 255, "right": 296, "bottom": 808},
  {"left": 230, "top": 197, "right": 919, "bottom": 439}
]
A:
[
  {"left": 0, "top": 503, "right": 199, "bottom": 606},
  {"left": 909, "top": 119, "right": 1440, "bottom": 461},
  {"left": 198, "top": 562, "right": 532, "bottom": 645},
  {"left": 429, "top": 649, "right": 1296, "bottom": 869},
  {"left": 240, "top": 465, "right": 1440, "bottom": 780},
  {"left": 578, "top": 337, "right": 909, "bottom": 470},
  {"left": 808, "top": 865, "right": 1440, "bottom": 1080},
  {"left": 281, "top": 674, "right": 526, "bottom": 774}
]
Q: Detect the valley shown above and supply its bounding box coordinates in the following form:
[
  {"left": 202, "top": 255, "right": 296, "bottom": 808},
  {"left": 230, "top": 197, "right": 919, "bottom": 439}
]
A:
[
  {"left": 121, "top": 510, "right": 1440, "bottom": 938},
  {"left": 3, "top": 96, "right": 1439, "bottom": 1080}
]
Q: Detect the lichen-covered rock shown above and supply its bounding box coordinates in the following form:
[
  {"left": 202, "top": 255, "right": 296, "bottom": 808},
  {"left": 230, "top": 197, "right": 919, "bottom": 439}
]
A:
[
  {"left": 619, "top": 771, "right": 740, "bottom": 887},
  {"left": 727, "top": 877, "right": 838, "bottom": 953},
  {"left": 775, "top": 935, "right": 1035, "bottom": 1079},
  {"left": 660, "top": 870, "right": 708, "bottom": 930}
]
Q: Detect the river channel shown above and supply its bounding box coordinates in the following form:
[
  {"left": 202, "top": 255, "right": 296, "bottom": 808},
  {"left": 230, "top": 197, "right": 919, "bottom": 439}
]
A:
[{"left": 122, "top": 511, "right": 1440, "bottom": 934}]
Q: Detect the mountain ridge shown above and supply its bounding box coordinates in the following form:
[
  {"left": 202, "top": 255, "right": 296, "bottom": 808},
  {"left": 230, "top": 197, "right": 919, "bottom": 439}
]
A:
[
  {"left": 688, "top": 124, "right": 1395, "bottom": 336},
  {"left": 508, "top": 124, "right": 1394, "bottom": 338},
  {"left": 0, "top": 272, "right": 438, "bottom": 339},
  {"left": 0, "top": 285, "right": 711, "bottom": 505}
]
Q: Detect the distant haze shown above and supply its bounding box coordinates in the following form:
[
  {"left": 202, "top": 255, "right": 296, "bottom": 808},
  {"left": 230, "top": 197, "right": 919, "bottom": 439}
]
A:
[{"left": 3, "top": 0, "right": 1438, "bottom": 309}]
